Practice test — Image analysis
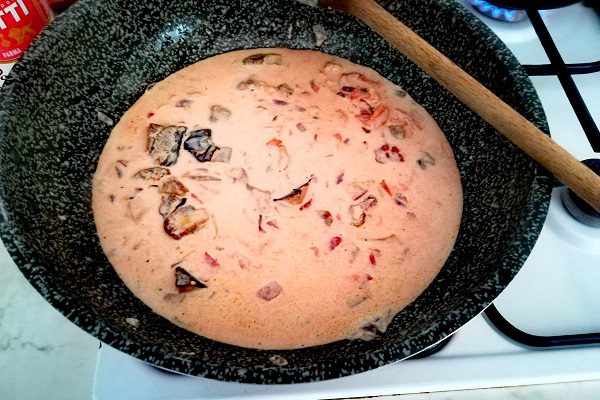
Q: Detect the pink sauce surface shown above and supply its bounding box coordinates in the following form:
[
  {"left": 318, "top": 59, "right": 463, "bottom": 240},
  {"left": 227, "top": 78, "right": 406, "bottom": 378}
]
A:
[{"left": 92, "top": 49, "right": 463, "bottom": 350}]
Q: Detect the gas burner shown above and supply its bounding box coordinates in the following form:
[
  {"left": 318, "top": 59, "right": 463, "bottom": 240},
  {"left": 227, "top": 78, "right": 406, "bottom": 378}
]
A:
[
  {"left": 468, "top": 0, "right": 526, "bottom": 21},
  {"left": 561, "top": 159, "right": 600, "bottom": 227}
]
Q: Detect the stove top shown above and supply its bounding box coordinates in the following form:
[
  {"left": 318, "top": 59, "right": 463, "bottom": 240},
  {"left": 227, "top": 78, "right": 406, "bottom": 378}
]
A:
[{"left": 87, "top": 0, "right": 599, "bottom": 397}]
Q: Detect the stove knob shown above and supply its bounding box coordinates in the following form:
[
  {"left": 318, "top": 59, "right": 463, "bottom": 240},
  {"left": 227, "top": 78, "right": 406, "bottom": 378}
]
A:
[{"left": 560, "top": 159, "right": 600, "bottom": 227}]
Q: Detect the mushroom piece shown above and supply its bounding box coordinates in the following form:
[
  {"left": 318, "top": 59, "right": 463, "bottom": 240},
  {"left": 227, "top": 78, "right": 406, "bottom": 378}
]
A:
[
  {"left": 209, "top": 105, "right": 232, "bottom": 123},
  {"left": 159, "top": 194, "right": 180, "bottom": 218},
  {"left": 133, "top": 167, "right": 171, "bottom": 181},
  {"left": 277, "top": 83, "right": 294, "bottom": 96},
  {"left": 350, "top": 204, "right": 366, "bottom": 227},
  {"left": 163, "top": 205, "right": 209, "bottom": 239},
  {"left": 175, "top": 266, "right": 207, "bottom": 292},
  {"left": 183, "top": 129, "right": 232, "bottom": 163},
  {"left": 237, "top": 79, "right": 257, "bottom": 91},
  {"left": 349, "top": 195, "right": 377, "bottom": 227},
  {"left": 317, "top": 210, "right": 333, "bottom": 226},
  {"left": 273, "top": 179, "right": 312, "bottom": 205},
  {"left": 348, "top": 309, "right": 395, "bottom": 341},
  {"left": 417, "top": 152, "right": 436, "bottom": 169},
  {"left": 147, "top": 124, "right": 187, "bottom": 166},
  {"left": 242, "top": 53, "right": 283, "bottom": 65},
  {"left": 160, "top": 177, "right": 188, "bottom": 196}
]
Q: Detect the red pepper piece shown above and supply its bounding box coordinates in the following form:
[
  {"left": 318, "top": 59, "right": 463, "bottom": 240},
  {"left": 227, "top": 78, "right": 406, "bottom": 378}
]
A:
[
  {"left": 267, "top": 138, "right": 283, "bottom": 147},
  {"left": 380, "top": 180, "right": 392, "bottom": 197},
  {"left": 369, "top": 253, "right": 376, "bottom": 265},
  {"left": 299, "top": 199, "right": 313, "bottom": 210},
  {"left": 204, "top": 252, "right": 219, "bottom": 267},
  {"left": 330, "top": 236, "right": 342, "bottom": 250},
  {"left": 258, "top": 214, "right": 266, "bottom": 233}
]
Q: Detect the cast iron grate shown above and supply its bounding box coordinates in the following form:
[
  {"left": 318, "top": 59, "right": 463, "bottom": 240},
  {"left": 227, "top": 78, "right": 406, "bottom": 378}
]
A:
[{"left": 485, "top": 7, "right": 600, "bottom": 347}]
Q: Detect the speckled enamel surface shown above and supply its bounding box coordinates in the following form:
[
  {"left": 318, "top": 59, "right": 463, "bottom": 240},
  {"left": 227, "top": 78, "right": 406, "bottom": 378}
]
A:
[{"left": 0, "top": 0, "right": 551, "bottom": 383}]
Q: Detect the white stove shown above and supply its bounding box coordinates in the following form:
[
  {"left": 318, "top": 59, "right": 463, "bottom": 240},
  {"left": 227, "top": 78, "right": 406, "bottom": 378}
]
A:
[
  {"left": 92, "top": 2, "right": 600, "bottom": 398},
  {"left": 92, "top": 1, "right": 600, "bottom": 398},
  {"left": 4, "top": 1, "right": 600, "bottom": 399}
]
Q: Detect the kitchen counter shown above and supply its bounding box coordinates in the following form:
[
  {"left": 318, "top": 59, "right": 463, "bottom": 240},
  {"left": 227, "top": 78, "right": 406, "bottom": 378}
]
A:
[{"left": 2, "top": 240, "right": 600, "bottom": 400}]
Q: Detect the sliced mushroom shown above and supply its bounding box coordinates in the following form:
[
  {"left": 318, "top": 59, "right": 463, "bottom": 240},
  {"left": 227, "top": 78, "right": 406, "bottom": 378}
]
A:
[
  {"left": 393, "top": 193, "right": 408, "bottom": 207},
  {"left": 349, "top": 204, "right": 366, "bottom": 227},
  {"left": 257, "top": 281, "right": 282, "bottom": 301},
  {"left": 242, "top": 53, "right": 282, "bottom": 65},
  {"left": 160, "top": 177, "right": 188, "bottom": 196},
  {"left": 417, "top": 152, "right": 436, "bottom": 169},
  {"left": 209, "top": 105, "right": 231, "bottom": 123},
  {"left": 147, "top": 124, "right": 187, "bottom": 166},
  {"left": 159, "top": 194, "right": 179, "bottom": 218},
  {"left": 388, "top": 124, "right": 408, "bottom": 140},
  {"left": 349, "top": 195, "right": 377, "bottom": 227},
  {"left": 175, "top": 99, "right": 193, "bottom": 109},
  {"left": 360, "top": 195, "right": 378, "bottom": 210},
  {"left": 133, "top": 167, "right": 171, "bottom": 181},
  {"left": 183, "top": 170, "right": 221, "bottom": 182},
  {"left": 126, "top": 198, "right": 148, "bottom": 222},
  {"left": 175, "top": 266, "right": 207, "bottom": 292},
  {"left": 183, "top": 129, "right": 232, "bottom": 163},
  {"left": 237, "top": 78, "right": 257, "bottom": 91},
  {"left": 348, "top": 309, "right": 395, "bottom": 341},
  {"left": 163, "top": 293, "right": 185, "bottom": 304},
  {"left": 317, "top": 210, "right": 333, "bottom": 226},
  {"left": 347, "top": 294, "right": 369, "bottom": 308},
  {"left": 273, "top": 180, "right": 311, "bottom": 205},
  {"left": 277, "top": 83, "right": 294, "bottom": 96},
  {"left": 211, "top": 147, "right": 232, "bottom": 163},
  {"left": 312, "top": 24, "right": 327, "bottom": 47},
  {"left": 164, "top": 205, "right": 209, "bottom": 239}
]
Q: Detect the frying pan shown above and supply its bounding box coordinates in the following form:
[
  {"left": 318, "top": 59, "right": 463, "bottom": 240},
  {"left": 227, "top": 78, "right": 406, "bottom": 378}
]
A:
[{"left": 0, "top": 0, "right": 551, "bottom": 383}]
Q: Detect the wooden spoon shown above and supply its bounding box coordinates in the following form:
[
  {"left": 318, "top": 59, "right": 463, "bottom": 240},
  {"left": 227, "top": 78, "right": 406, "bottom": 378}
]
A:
[{"left": 297, "top": 0, "right": 600, "bottom": 212}]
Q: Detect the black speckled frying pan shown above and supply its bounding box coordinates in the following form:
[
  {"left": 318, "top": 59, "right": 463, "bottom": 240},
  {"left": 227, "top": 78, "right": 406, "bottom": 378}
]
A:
[{"left": 0, "top": 0, "right": 551, "bottom": 383}]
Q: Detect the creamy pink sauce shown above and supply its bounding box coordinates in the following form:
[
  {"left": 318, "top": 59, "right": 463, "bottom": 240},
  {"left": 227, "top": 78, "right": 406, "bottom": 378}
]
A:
[{"left": 92, "top": 49, "right": 463, "bottom": 350}]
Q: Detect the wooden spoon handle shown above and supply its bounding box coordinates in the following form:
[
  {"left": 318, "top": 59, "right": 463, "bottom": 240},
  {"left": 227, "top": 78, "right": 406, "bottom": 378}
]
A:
[{"left": 344, "top": 0, "right": 600, "bottom": 211}]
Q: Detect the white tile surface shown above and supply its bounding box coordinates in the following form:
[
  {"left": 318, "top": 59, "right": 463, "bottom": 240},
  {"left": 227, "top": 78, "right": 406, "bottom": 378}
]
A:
[
  {"left": 353, "top": 380, "right": 600, "bottom": 400},
  {"left": 0, "top": 240, "right": 98, "bottom": 400},
  {"left": 0, "top": 63, "right": 14, "bottom": 87}
]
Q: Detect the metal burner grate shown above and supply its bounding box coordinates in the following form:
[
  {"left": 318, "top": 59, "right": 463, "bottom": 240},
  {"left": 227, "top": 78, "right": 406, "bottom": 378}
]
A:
[
  {"left": 523, "top": 9, "right": 600, "bottom": 152},
  {"left": 485, "top": 7, "right": 600, "bottom": 347}
]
